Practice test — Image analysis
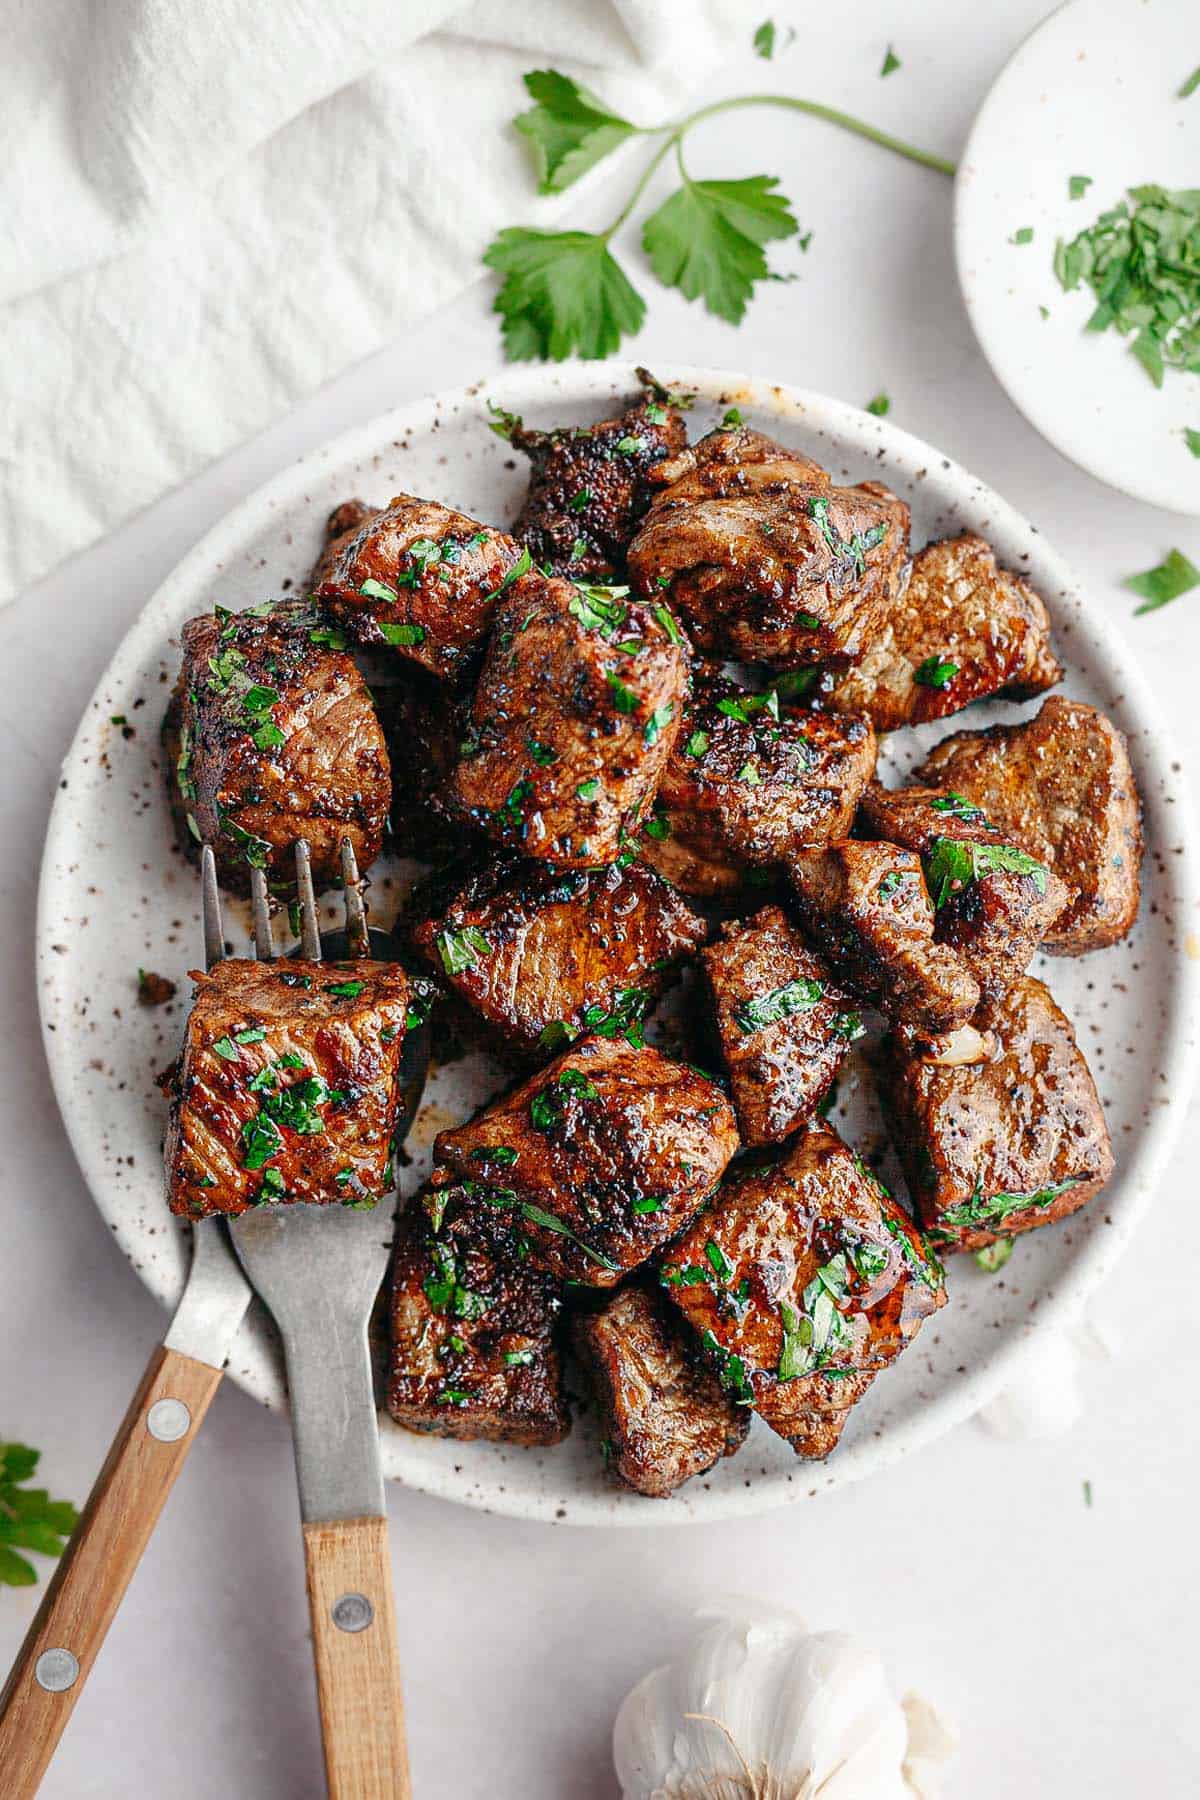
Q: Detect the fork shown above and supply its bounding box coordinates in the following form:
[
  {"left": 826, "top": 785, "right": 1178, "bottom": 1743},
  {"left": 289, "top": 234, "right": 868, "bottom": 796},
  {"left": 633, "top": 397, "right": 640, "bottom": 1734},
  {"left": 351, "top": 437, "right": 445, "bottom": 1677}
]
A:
[{"left": 214, "top": 838, "right": 423, "bottom": 1800}]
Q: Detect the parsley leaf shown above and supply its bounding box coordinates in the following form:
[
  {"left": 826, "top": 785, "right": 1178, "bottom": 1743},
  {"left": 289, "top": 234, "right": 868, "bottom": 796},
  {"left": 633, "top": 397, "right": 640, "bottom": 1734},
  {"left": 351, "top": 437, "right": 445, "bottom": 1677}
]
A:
[
  {"left": 865, "top": 392, "right": 890, "bottom": 415},
  {"left": 1054, "top": 185, "right": 1200, "bottom": 388},
  {"left": 641, "top": 174, "right": 799, "bottom": 324},
  {"left": 0, "top": 1442, "right": 79, "bottom": 1587},
  {"left": 1180, "top": 65, "right": 1200, "bottom": 100},
  {"left": 436, "top": 926, "right": 493, "bottom": 977},
  {"left": 1124, "top": 547, "right": 1200, "bottom": 614},
  {"left": 1010, "top": 226, "right": 1034, "bottom": 245},
  {"left": 924, "top": 837, "right": 1048, "bottom": 907},
  {"left": 734, "top": 976, "right": 823, "bottom": 1033},
  {"left": 484, "top": 228, "right": 646, "bottom": 361},
  {"left": 514, "top": 70, "right": 638, "bottom": 194},
  {"left": 913, "top": 655, "right": 959, "bottom": 688},
  {"left": 1185, "top": 429, "right": 1200, "bottom": 458},
  {"left": 1068, "top": 174, "right": 1092, "bottom": 200},
  {"left": 753, "top": 20, "right": 775, "bottom": 58},
  {"left": 880, "top": 44, "right": 901, "bottom": 77}
]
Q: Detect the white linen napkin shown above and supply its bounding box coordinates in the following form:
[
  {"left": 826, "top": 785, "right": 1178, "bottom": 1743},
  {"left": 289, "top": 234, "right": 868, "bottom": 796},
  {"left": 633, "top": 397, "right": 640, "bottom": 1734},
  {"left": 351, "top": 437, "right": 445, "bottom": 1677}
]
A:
[{"left": 0, "top": 0, "right": 743, "bottom": 606}]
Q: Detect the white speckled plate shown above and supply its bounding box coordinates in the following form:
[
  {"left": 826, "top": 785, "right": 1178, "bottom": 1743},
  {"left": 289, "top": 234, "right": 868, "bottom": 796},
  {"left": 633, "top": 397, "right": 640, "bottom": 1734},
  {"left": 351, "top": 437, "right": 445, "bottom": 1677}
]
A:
[
  {"left": 37, "top": 365, "right": 1200, "bottom": 1525},
  {"left": 955, "top": 0, "right": 1200, "bottom": 514}
]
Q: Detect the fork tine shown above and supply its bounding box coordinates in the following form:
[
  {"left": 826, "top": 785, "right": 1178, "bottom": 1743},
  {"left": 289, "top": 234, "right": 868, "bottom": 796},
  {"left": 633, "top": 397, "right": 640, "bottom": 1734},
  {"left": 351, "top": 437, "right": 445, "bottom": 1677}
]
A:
[
  {"left": 294, "top": 841, "right": 322, "bottom": 962},
  {"left": 201, "top": 845, "right": 226, "bottom": 971},
  {"left": 249, "top": 865, "right": 275, "bottom": 961},
  {"left": 340, "top": 837, "right": 369, "bottom": 959}
]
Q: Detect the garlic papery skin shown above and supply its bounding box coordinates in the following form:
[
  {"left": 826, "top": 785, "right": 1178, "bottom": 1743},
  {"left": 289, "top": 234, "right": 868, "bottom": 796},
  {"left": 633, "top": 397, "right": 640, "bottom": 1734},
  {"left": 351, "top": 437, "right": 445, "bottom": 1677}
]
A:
[{"left": 613, "top": 1604, "right": 955, "bottom": 1800}]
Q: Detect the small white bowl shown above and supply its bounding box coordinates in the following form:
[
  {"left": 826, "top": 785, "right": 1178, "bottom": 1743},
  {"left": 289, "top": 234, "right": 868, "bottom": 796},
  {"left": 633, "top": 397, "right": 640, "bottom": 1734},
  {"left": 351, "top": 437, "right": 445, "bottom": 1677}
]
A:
[{"left": 956, "top": 0, "right": 1200, "bottom": 514}]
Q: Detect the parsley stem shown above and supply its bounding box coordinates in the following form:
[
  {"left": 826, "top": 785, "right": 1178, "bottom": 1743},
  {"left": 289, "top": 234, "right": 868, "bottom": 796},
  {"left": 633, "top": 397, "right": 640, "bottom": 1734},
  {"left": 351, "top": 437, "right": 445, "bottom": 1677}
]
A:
[
  {"left": 602, "top": 132, "right": 679, "bottom": 240},
  {"left": 672, "top": 93, "right": 956, "bottom": 179}
]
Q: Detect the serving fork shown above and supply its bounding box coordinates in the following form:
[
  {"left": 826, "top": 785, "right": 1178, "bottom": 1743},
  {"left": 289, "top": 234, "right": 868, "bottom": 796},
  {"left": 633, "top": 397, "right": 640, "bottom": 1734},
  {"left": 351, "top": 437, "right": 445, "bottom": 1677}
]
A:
[{"left": 0, "top": 840, "right": 424, "bottom": 1798}]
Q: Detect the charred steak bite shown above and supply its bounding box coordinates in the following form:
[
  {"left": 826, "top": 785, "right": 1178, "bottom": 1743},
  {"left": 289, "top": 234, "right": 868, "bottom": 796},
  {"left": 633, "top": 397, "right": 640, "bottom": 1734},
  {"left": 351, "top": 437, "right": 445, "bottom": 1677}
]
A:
[
  {"left": 430, "top": 1035, "right": 739, "bottom": 1287},
  {"left": 315, "top": 492, "right": 529, "bottom": 681},
  {"left": 640, "top": 672, "right": 877, "bottom": 896},
  {"left": 163, "top": 601, "right": 390, "bottom": 897},
  {"left": 626, "top": 424, "right": 910, "bottom": 667},
  {"left": 914, "top": 696, "right": 1142, "bottom": 955},
  {"left": 371, "top": 667, "right": 465, "bottom": 861},
  {"left": 702, "top": 908, "right": 864, "bottom": 1146},
  {"left": 882, "top": 974, "right": 1114, "bottom": 1253},
  {"left": 858, "top": 781, "right": 1069, "bottom": 998},
  {"left": 789, "top": 840, "right": 980, "bottom": 1034},
  {"left": 503, "top": 369, "right": 689, "bottom": 581},
  {"left": 387, "top": 1202, "right": 568, "bottom": 1446},
  {"left": 411, "top": 857, "right": 707, "bottom": 1054},
  {"left": 823, "top": 533, "right": 1062, "bottom": 732},
  {"left": 571, "top": 1284, "right": 749, "bottom": 1497},
  {"left": 163, "top": 957, "right": 409, "bottom": 1219},
  {"left": 660, "top": 1120, "right": 945, "bottom": 1458},
  {"left": 445, "top": 573, "right": 690, "bottom": 867}
]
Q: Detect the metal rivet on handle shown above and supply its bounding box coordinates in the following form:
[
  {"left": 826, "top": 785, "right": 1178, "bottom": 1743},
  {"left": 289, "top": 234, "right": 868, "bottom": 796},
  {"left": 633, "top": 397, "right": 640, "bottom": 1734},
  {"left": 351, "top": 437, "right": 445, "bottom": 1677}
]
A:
[
  {"left": 146, "top": 1398, "right": 192, "bottom": 1442},
  {"left": 331, "top": 1592, "right": 373, "bottom": 1634},
  {"left": 35, "top": 1649, "right": 79, "bottom": 1693}
]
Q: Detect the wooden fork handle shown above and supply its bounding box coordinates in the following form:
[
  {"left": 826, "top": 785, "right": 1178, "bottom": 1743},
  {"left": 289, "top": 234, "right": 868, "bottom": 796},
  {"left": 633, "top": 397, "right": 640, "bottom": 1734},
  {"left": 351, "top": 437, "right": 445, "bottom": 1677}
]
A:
[
  {"left": 303, "top": 1515, "right": 411, "bottom": 1799},
  {"left": 0, "top": 1344, "right": 222, "bottom": 1798}
]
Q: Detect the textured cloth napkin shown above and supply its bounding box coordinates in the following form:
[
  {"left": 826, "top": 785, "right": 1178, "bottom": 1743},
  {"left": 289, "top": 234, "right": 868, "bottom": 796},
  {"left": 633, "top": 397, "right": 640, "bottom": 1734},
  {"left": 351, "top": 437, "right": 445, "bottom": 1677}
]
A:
[{"left": 0, "top": 0, "right": 742, "bottom": 606}]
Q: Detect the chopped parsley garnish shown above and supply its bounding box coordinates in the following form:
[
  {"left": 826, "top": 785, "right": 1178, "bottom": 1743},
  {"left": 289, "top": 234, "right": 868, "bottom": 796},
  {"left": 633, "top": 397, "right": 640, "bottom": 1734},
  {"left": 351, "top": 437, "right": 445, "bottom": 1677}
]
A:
[
  {"left": 924, "top": 836, "right": 1048, "bottom": 907},
  {"left": 422, "top": 1242, "right": 486, "bottom": 1320},
  {"left": 358, "top": 577, "right": 398, "bottom": 604},
  {"left": 241, "top": 1113, "right": 283, "bottom": 1171},
  {"left": 503, "top": 1348, "right": 536, "bottom": 1366},
  {"left": 212, "top": 1035, "right": 241, "bottom": 1062},
  {"left": 876, "top": 868, "right": 908, "bottom": 900},
  {"left": 753, "top": 20, "right": 775, "bottom": 59},
  {"left": 722, "top": 406, "right": 744, "bottom": 427},
  {"left": 569, "top": 487, "right": 591, "bottom": 512},
  {"left": 569, "top": 584, "right": 630, "bottom": 634},
  {"left": 221, "top": 816, "right": 271, "bottom": 869},
  {"left": 1124, "top": 547, "right": 1200, "bottom": 614},
  {"left": 0, "top": 1442, "right": 78, "bottom": 1588},
  {"left": 865, "top": 392, "right": 890, "bottom": 415},
  {"left": 652, "top": 603, "right": 683, "bottom": 645},
  {"left": 487, "top": 399, "right": 523, "bottom": 439},
  {"left": 526, "top": 738, "right": 557, "bottom": 765},
  {"left": 1010, "top": 227, "right": 1034, "bottom": 245},
  {"left": 484, "top": 545, "right": 533, "bottom": 603},
  {"left": 1055, "top": 185, "right": 1200, "bottom": 388},
  {"left": 471, "top": 1144, "right": 519, "bottom": 1166},
  {"left": 685, "top": 729, "right": 709, "bottom": 758},
  {"left": 513, "top": 1199, "right": 619, "bottom": 1271},
  {"left": 579, "top": 986, "right": 653, "bottom": 1048},
  {"left": 1181, "top": 65, "right": 1200, "bottom": 100},
  {"left": 643, "top": 702, "right": 673, "bottom": 745},
  {"left": 733, "top": 976, "right": 823, "bottom": 1034},
  {"left": 699, "top": 1329, "right": 754, "bottom": 1403},
  {"left": 501, "top": 778, "right": 534, "bottom": 827},
  {"left": 530, "top": 1066, "right": 598, "bottom": 1131},
  {"left": 436, "top": 925, "right": 493, "bottom": 976},
  {"left": 937, "top": 1177, "right": 1080, "bottom": 1234},
  {"left": 1068, "top": 174, "right": 1092, "bottom": 201},
  {"left": 705, "top": 1240, "right": 734, "bottom": 1281},
  {"left": 930, "top": 790, "right": 988, "bottom": 823},
  {"left": 576, "top": 777, "right": 600, "bottom": 800},
  {"left": 605, "top": 670, "right": 640, "bottom": 714},
  {"left": 1186, "top": 428, "right": 1200, "bottom": 457},
  {"left": 234, "top": 1026, "right": 266, "bottom": 1045},
  {"left": 830, "top": 1011, "right": 866, "bottom": 1041},
  {"left": 974, "top": 1238, "right": 1013, "bottom": 1273},
  {"left": 880, "top": 44, "right": 901, "bottom": 77},
  {"left": 378, "top": 621, "right": 427, "bottom": 646},
  {"left": 806, "top": 493, "right": 889, "bottom": 577},
  {"left": 736, "top": 759, "right": 761, "bottom": 785},
  {"left": 326, "top": 979, "right": 364, "bottom": 999},
  {"left": 569, "top": 536, "right": 588, "bottom": 563},
  {"left": 641, "top": 808, "right": 670, "bottom": 840},
  {"left": 631, "top": 1195, "right": 664, "bottom": 1214},
  {"left": 615, "top": 434, "right": 646, "bottom": 454},
  {"left": 913, "top": 655, "right": 959, "bottom": 688}
]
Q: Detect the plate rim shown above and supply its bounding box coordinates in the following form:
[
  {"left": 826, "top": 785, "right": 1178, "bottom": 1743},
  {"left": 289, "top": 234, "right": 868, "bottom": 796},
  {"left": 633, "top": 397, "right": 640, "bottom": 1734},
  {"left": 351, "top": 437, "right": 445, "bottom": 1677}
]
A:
[
  {"left": 953, "top": 0, "right": 1200, "bottom": 517},
  {"left": 37, "top": 360, "right": 1200, "bottom": 1526}
]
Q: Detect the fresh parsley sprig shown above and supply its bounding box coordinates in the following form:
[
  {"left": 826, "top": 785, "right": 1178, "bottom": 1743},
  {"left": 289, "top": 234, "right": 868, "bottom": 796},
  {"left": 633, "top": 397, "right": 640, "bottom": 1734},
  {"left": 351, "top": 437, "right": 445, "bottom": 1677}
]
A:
[
  {"left": 0, "top": 1441, "right": 78, "bottom": 1587},
  {"left": 485, "top": 70, "right": 956, "bottom": 361}
]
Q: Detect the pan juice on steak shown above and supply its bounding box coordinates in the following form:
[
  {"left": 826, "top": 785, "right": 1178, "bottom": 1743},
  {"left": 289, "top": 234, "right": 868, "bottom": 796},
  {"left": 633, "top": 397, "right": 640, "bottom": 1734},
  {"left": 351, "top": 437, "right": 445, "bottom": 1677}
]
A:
[{"left": 160, "top": 377, "right": 1141, "bottom": 1495}]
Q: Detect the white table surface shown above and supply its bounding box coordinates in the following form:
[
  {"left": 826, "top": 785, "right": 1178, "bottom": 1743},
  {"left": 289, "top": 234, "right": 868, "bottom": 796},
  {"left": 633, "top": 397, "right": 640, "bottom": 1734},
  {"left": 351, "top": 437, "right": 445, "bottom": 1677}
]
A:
[{"left": 3, "top": 4, "right": 1198, "bottom": 1794}]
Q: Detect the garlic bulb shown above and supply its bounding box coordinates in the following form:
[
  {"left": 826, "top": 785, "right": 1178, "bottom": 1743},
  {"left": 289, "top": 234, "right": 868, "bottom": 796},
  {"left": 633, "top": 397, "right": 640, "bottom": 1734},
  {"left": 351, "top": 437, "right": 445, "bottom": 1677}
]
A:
[{"left": 613, "top": 1603, "right": 955, "bottom": 1799}]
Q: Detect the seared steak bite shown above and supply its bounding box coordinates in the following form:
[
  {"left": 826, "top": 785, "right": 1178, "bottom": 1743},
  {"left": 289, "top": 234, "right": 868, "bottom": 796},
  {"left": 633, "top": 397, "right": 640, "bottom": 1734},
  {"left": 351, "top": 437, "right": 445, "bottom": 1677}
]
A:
[
  {"left": 858, "top": 781, "right": 1069, "bottom": 997},
  {"left": 824, "top": 533, "right": 1062, "bottom": 732},
  {"left": 430, "top": 1036, "right": 739, "bottom": 1286},
  {"left": 316, "top": 492, "right": 528, "bottom": 680},
  {"left": 639, "top": 673, "right": 877, "bottom": 897},
  {"left": 627, "top": 425, "right": 910, "bottom": 667},
  {"left": 703, "top": 908, "right": 863, "bottom": 1145},
  {"left": 571, "top": 1284, "right": 749, "bottom": 1497},
  {"left": 388, "top": 1202, "right": 568, "bottom": 1445},
  {"left": 882, "top": 974, "right": 1114, "bottom": 1252},
  {"left": 660, "top": 1121, "right": 945, "bottom": 1457},
  {"left": 163, "top": 957, "right": 409, "bottom": 1219},
  {"left": 445, "top": 573, "right": 690, "bottom": 867},
  {"left": 411, "top": 857, "right": 707, "bottom": 1053},
  {"left": 505, "top": 369, "right": 689, "bottom": 581},
  {"left": 914, "top": 696, "right": 1142, "bottom": 955},
  {"left": 789, "top": 841, "right": 980, "bottom": 1034},
  {"left": 163, "top": 601, "right": 390, "bottom": 897}
]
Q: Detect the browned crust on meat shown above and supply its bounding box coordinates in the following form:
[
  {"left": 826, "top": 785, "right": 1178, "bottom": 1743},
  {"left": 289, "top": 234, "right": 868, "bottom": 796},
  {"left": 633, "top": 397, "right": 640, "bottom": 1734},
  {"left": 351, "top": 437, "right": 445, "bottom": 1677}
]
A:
[
  {"left": 163, "top": 957, "right": 408, "bottom": 1218},
  {"left": 825, "top": 533, "right": 1062, "bottom": 731},
  {"left": 881, "top": 975, "right": 1114, "bottom": 1251},
  {"left": 571, "top": 1284, "right": 748, "bottom": 1497}
]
